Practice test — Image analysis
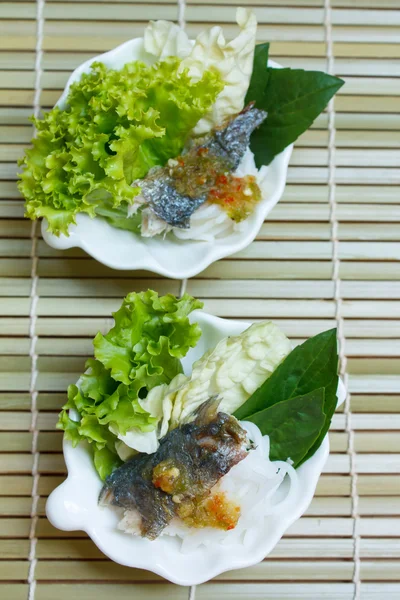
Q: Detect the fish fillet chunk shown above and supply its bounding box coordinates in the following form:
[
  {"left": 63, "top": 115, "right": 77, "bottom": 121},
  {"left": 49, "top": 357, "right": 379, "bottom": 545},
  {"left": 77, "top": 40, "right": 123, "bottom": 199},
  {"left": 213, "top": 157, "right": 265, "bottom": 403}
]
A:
[
  {"left": 136, "top": 106, "right": 267, "bottom": 229},
  {"left": 99, "top": 398, "right": 249, "bottom": 539}
]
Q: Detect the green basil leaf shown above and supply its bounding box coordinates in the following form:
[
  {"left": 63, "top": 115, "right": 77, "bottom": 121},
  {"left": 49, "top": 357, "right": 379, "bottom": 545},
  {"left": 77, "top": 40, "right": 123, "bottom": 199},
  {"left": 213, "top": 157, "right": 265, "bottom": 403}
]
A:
[
  {"left": 234, "top": 328, "right": 338, "bottom": 420},
  {"left": 246, "top": 388, "right": 326, "bottom": 467},
  {"left": 245, "top": 42, "right": 270, "bottom": 107},
  {"left": 297, "top": 372, "right": 338, "bottom": 467},
  {"left": 234, "top": 328, "right": 338, "bottom": 467},
  {"left": 247, "top": 66, "right": 344, "bottom": 167}
]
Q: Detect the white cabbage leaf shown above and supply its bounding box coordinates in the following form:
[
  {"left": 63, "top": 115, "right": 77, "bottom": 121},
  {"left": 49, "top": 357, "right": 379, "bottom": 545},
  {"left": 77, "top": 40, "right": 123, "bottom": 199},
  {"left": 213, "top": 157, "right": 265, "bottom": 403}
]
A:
[
  {"left": 109, "top": 423, "right": 158, "bottom": 456},
  {"left": 112, "top": 373, "right": 189, "bottom": 456},
  {"left": 143, "top": 7, "right": 257, "bottom": 134},
  {"left": 112, "top": 322, "right": 290, "bottom": 456},
  {"left": 139, "top": 373, "right": 189, "bottom": 439},
  {"left": 141, "top": 321, "right": 291, "bottom": 436},
  {"left": 181, "top": 8, "right": 257, "bottom": 135},
  {"left": 143, "top": 19, "right": 192, "bottom": 59},
  {"left": 169, "top": 321, "right": 292, "bottom": 426}
]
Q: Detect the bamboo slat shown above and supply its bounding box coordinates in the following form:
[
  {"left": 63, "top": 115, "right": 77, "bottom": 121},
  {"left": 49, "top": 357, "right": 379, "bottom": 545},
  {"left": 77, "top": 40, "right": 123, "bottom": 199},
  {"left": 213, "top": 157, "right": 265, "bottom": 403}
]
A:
[
  {"left": 2, "top": 335, "right": 400, "bottom": 357},
  {"left": 35, "top": 585, "right": 187, "bottom": 600},
  {"left": 0, "top": 559, "right": 393, "bottom": 581},
  {"left": 0, "top": 296, "right": 400, "bottom": 318}
]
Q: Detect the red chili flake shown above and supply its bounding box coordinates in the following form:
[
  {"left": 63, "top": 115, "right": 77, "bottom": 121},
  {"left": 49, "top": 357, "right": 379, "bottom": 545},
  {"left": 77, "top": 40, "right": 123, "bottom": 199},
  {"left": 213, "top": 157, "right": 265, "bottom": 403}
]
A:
[
  {"left": 224, "top": 195, "right": 234, "bottom": 204},
  {"left": 197, "top": 147, "right": 209, "bottom": 156},
  {"left": 216, "top": 174, "right": 228, "bottom": 185},
  {"left": 178, "top": 158, "right": 185, "bottom": 167}
]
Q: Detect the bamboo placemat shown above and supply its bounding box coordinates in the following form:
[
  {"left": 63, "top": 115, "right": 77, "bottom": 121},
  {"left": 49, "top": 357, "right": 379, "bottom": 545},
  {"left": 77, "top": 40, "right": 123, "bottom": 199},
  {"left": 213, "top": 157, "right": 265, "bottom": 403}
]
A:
[{"left": 1, "top": 0, "right": 400, "bottom": 598}]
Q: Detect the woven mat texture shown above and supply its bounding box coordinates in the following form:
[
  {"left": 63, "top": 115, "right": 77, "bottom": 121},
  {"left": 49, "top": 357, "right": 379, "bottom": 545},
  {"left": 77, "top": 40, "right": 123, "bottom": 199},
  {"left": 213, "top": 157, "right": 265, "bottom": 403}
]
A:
[{"left": 0, "top": 1, "right": 399, "bottom": 599}]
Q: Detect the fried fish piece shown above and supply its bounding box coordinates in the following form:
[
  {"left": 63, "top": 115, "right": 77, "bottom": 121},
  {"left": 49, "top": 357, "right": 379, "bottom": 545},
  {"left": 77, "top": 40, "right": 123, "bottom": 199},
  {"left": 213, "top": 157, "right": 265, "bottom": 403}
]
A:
[
  {"left": 134, "top": 105, "right": 267, "bottom": 231},
  {"left": 99, "top": 398, "right": 249, "bottom": 539}
]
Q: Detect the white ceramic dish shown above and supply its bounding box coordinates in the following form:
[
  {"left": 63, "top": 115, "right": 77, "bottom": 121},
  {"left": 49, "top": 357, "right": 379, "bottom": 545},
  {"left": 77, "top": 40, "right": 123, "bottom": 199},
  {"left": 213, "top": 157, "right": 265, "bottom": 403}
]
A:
[
  {"left": 41, "top": 38, "right": 292, "bottom": 278},
  {"left": 47, "top": 311, "right": 346, "bottom": 585}
]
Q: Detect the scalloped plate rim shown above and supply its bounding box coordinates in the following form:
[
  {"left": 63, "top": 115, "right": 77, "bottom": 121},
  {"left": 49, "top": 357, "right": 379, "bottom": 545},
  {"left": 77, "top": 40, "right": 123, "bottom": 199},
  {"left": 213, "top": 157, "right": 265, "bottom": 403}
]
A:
[{"left": 46, "top": 311, "right": 346, "bottom": 585}]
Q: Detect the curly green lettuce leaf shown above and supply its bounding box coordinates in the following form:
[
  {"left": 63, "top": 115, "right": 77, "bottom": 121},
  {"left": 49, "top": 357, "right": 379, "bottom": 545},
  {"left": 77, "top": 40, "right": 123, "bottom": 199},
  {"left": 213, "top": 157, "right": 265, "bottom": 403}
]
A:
[
  {"left": 58, "top": 383, "right": 120, "bottom": 449},
  {"left": 94, "top": 290, "right": 203, "bottom": 386},
  {"left": 57, "top": 290, "right": 203, "bottom": 479},
  {"left": 57, "top": 375, "right": 153, "bottom": 480},
  {"left": 19, "top": 59, "right": 223, "bottom": 236},
  {"left": 93, "top": 382, "right": 157, "bottom": 435},
  {"left": 79, "top": 358, "right": 118, "bottom": 403},
  {"left": 57, "top": 405, "right": 83, "bottom": 447}
]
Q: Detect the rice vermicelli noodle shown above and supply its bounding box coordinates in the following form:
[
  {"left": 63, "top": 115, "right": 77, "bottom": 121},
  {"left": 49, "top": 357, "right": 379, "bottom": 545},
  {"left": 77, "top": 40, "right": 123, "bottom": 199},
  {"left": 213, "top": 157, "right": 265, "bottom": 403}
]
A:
[{"left": 119, "top": 421, "right": 300, "bottom": 552}]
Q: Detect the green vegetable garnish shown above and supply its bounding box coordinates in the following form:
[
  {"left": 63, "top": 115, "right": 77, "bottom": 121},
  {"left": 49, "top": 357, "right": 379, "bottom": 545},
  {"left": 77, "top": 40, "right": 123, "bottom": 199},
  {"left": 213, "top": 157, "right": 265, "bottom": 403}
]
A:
[
  {"left": 58, "top": 293, "right": 338, "bottom": 477},
  {"left": 19, "top": 59, "right": 223, "bottom": 237},
  {"left": 249, "top": 389, "right": 326, "bottom": 467},
  {"left": 57, "top": 290, "right": 203, "bottom": 479},
  {"left": 245, "top": 43, "right": 270, "bottom": 107},
  {"left": 246, "top": 43, "right": 344, "bottom": 166},
  {"left": 94, "top": 201, "right": 142, "bottom": 234},
  {"left": 234, "top": 328, "right": 338, "bottom": 467},
  {"left": 93, "top": 290, "right": 203, "bottom": 386}
]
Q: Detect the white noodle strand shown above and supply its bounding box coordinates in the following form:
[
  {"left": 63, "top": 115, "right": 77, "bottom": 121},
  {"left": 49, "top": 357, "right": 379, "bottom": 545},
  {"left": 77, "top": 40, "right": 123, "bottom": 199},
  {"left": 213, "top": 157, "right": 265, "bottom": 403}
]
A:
[{"left": 119, "top": 423, "right": 299, "bottom": 554}]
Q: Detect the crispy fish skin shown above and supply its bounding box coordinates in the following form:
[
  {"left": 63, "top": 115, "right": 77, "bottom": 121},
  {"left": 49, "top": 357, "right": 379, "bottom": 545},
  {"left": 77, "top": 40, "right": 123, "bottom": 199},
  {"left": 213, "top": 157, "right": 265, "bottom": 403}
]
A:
[
  {"left": 136, "top": 106, "right": 267, "bottom": 229},
  {"left": 140, "top": 178, "right": 206, "bottom": 228},
  {"left": 99, "top": 398, "right": 249, "bottom": 540},
  {"left": 202, "top": 105, "right": 267, "bottom": 170},
  {"left": 99, "top": 453, "right": 176, "bottom": 540}
]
